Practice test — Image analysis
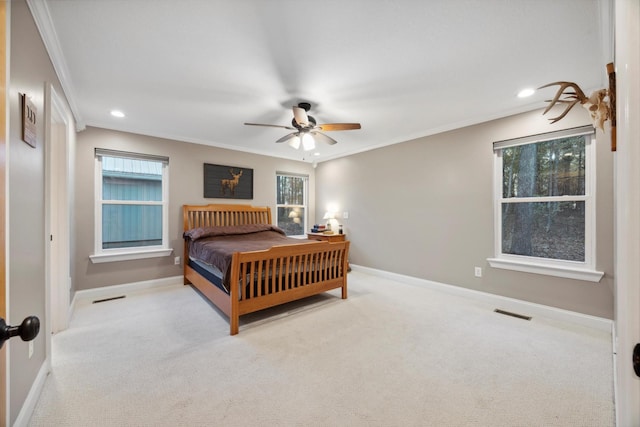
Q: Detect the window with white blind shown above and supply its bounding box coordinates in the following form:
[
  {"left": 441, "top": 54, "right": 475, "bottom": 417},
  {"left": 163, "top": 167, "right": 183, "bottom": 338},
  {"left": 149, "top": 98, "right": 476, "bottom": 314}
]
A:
[
  {"left": 488, "top": 126, "right": 603, "bottom": 282},
  {"left": 90, "top": 149, "right": 172, "bottom": 263}
]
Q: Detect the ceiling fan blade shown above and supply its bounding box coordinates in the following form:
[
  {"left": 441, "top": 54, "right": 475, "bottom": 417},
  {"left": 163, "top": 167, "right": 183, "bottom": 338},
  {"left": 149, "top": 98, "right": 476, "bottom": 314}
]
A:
[
  {"left": 245, "top": 122, "right": 296, "bottom": 130},
  {"left": 318, "top": 123, "right": 361, "bottom": 131},
  {"left": 312, "top": 131, "right": 338, "bottom": 145},
  {"left": 292, "top": 106, "right": 309, "bottom": 126},
  {"left": 275, "top": 132, "right": 300, "bottom": 144}
]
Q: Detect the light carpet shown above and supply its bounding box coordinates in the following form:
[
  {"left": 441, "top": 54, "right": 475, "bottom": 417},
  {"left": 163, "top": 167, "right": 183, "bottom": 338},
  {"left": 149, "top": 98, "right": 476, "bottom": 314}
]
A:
[{"left": 28, "top": 271, "right": 614, "bottom": 426}]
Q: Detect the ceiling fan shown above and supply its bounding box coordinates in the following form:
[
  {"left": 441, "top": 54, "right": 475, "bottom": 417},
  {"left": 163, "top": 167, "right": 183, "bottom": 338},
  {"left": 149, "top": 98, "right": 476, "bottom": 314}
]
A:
[{"left": 244, "top": 102, "right": 361, "bottom": 151}]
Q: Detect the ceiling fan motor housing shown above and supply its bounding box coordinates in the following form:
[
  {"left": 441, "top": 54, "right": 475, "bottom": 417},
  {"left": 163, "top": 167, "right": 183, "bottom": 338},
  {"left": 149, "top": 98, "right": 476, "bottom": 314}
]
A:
[
  {"left": 292, "top": 115, "right": 316, "bottom": 129},
  {"left": 297, "top": 102, "right": 311, "bottom": 111}
]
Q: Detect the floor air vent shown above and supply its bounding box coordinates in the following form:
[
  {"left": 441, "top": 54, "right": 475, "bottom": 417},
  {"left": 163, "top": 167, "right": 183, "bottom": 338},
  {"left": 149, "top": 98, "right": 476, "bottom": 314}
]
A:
[
  {"left": 92, "top": 295, "right": 126, "bottom": 304},
  {"left": 494, "top": 309, "right": 531, "bottom": 321}
]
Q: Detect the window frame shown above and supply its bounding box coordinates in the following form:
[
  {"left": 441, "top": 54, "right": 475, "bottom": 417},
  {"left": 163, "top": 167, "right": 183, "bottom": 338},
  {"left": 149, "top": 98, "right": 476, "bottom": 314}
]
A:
[
  {"left": 90, "top": 149, "right": 172, "bottom": 263},
  {"left": 275, "top": 172, "right": 309, "bottom": 237},
  {"left": 487, "top": 126, "right": 603, "bottom": 282}
]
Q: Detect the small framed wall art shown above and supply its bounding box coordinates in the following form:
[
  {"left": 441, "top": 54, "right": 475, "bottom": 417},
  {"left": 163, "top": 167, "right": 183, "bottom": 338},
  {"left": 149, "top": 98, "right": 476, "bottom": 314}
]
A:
[{"left": 21, "top": 93, "right": 37, "bottom": 148}]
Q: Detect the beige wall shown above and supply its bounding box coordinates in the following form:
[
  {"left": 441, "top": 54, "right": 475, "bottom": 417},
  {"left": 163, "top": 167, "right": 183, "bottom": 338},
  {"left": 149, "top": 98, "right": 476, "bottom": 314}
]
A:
[
  {"left": 74, "top": 126, "right": 315, "bottom": 291},
  {"left": 316, "top": 108, "right": 614, "bottom": 319},
  {"left": 7, "top": 0, "right": 75, "bottom": 423}
]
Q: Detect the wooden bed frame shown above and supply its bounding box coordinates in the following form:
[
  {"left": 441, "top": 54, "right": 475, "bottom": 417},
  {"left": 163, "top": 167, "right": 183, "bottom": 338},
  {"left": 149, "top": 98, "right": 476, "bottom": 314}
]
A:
[{"left": 183, "top": 204, "right": 350, "bottom": 335}]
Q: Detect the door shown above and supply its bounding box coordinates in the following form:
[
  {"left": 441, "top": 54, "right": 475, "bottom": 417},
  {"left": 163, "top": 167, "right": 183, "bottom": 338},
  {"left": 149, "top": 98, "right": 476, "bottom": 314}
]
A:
[
  {"left": 614, "top": 0, "right": 640, "bottom": 425},
  {"left": 1, "top": 2, "right": 7, "bottom": 425}
]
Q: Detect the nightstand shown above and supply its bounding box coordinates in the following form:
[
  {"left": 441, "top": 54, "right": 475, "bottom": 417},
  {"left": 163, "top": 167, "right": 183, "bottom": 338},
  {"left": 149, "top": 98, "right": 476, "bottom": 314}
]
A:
[
  {"left": 307, "top": 232, "right": 350, "bottom": 271},
  {"left": 307, "top": 232, "right": 346, "bottom": 243}
]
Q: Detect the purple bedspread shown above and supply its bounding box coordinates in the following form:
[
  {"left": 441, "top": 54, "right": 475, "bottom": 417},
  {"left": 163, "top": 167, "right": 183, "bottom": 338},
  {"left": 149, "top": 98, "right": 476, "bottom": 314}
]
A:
[{"left": 184, "top": 224, "right": 313, "bottom": 279}]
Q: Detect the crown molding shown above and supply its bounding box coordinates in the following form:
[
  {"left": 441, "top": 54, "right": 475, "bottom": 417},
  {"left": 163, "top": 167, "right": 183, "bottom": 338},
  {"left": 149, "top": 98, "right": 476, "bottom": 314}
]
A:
[{"left": 26, "top": 0, "right": 85, "bottom": 131}]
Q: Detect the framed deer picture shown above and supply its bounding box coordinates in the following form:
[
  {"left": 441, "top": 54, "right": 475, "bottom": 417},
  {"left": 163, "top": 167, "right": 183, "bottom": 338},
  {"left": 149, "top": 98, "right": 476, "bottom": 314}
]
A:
[{"left": 203, "top": 163, "right": 253, "bottom": 199}]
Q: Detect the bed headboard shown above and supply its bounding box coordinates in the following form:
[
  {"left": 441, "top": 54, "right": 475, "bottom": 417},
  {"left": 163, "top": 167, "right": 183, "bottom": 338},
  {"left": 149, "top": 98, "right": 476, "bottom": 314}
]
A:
[{"left": 183, "top": 204, "right": 272, "bottom": 231}]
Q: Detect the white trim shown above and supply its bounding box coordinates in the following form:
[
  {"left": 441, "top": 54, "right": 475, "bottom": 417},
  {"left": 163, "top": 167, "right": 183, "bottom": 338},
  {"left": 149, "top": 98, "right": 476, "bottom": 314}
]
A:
[
  {"left": 487, "top": 257, "right": 604, "bottom": 282},
  {"left": 599, "top": 0, "right": 615, "bottom": 66},
  {"left": 500, "top": 195, "right": 589, "bottom": 204},
  {"left": 351, "top": 264, "right": 612, "bottom": 332},
  {"left": 68, "top": 291, "right": 77, "bottom": 324},
  {"left": 12, "top": 358, "right": 51, "bottom": 427},
  {"left": 89, "top": 247, "right": 173, "bottom": 264},
  {"left": 72, "top": 276, "right": 183, "bottom": 306},
  {"left": 162, "top": 159, "right": 169, "bottom": 248},
  {"left": 93, "top": 152, "right": 170, "bottom": 259},
  {"left": 492, "top": 130, "right": 598, "bottom": 276},
  {"left": 613, "top": 0, "right": 640, "bottom": 424},
  {"left": 93, "top": 155, "right": 101, "bottom": 255},
  {"left": 26, "top": 0, "right": 85, "bottom": 130},
  {"left": 3, "top": 2, "right": 11, "bottom": 425},
  {"left": 275, "top": 173, "right": 309, "bottom": 235},
  {"left": 44, "top": 83, "right": 72, "bottom": 337},
  {"left": 612, "top": 321, "right": 619, "bottom": 427}
]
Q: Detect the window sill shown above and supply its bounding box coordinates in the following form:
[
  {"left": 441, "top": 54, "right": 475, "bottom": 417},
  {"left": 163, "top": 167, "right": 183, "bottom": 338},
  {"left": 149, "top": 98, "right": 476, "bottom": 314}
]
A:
[
  {"left": 90, "top": 248, "right": 173, "bottom": 264},
  {"left": 487, "top": 257, "right": 604, "bottom": 282}
]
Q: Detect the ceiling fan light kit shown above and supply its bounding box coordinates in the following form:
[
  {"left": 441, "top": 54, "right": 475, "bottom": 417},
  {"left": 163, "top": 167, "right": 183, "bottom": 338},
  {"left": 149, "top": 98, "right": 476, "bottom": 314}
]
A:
[
  {"left": 283, "top": 132, "right": 317, "bottom": 151},
  {"left": 288, "top": 136, "right": 301, "bottom": 150},
  {"left": 245, "top": 102, "right": 361, "bottom": 151},
  {"left": 302, "top": 133, "right": 315, "bottom": 151}
]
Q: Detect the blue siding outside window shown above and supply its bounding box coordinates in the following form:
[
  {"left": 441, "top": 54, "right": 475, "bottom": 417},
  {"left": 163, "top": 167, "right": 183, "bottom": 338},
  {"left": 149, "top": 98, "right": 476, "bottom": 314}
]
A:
[{"left": 101, "top": 157, "right": 163, "bottom": 249}]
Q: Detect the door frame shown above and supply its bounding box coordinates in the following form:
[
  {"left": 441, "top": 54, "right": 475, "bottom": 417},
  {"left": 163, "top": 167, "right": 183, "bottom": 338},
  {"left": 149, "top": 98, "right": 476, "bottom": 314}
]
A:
[
  {"left": 44, "top": 83, "right": 71, "bottom": 347},
  {"left": 613, "top": 0, "right": 640, "bottom": 425},
  {"left": 1, "top": 2, "right": 8, "bottom": 426}
]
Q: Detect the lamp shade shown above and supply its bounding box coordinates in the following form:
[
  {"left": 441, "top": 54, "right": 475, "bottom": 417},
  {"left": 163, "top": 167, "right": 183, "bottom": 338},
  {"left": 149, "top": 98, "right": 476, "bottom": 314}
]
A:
[
  {"left": 288, "top": 135, "right": 301, "bottom": 150},
  {"left": 323, "top": 211, "right": 335, "bottom": 220},
  {"left": 302, "top": 133, "right": 315, "bottom": 151}
]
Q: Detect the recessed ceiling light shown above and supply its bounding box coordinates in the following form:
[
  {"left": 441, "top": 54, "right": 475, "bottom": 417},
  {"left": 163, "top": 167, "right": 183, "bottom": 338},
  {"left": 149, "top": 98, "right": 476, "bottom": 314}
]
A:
[
  {"left": 517, "top": 88, "right": 535, "bottom": 98},
  {"left": 110, "top": 110, "right": 125, "bottom": 118}
]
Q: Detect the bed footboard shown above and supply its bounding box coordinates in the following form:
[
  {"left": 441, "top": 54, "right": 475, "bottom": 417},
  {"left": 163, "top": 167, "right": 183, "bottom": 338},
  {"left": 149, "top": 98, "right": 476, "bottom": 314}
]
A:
[{"left": 228, "top": 240, "right": 349, "bottom": 335}]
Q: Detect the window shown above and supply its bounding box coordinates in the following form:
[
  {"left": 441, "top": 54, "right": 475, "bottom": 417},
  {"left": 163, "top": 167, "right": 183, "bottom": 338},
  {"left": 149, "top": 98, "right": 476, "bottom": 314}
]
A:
[
  {"left": 276, "top": 173, "right": 308, "bottom": 236},
  {"left": 90, "top": 149, "right": 171, "bottom": 263},
  {"left": 488, "top": 126, "right": 603, "bottom": 282}
]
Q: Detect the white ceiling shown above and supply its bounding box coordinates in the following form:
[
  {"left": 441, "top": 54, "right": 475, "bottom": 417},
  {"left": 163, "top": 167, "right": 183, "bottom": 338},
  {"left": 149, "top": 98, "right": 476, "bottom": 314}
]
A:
[{"left": 31, "top": 0, "right": 612, "bottom": 163}]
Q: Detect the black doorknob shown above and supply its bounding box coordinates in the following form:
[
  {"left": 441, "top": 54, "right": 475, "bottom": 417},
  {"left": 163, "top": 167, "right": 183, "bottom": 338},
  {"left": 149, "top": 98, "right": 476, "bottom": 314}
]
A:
[{"left": 0, "top": 316, "right": 40, "bottom": 349}]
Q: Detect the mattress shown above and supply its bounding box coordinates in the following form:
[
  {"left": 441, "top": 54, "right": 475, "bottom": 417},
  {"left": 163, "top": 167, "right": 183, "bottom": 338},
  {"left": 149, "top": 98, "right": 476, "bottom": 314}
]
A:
[{"left": 188, "top": 256, "right": 226, "bottom": 293}]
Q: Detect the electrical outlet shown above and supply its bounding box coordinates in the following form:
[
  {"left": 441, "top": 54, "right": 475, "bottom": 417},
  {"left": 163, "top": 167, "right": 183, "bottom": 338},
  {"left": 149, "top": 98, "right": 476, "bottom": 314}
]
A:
[
  {"left": 343, "top": 211, "right": 349, "bottom": 219},
  {"left": 28, "top": 341, "right": 34, "bottom": 359},
  {"left": 174, "top": 256, "right": 181, "bottom": 265},
  {"left": 474, "top": 267, "right": 482, "bottom": 278}
]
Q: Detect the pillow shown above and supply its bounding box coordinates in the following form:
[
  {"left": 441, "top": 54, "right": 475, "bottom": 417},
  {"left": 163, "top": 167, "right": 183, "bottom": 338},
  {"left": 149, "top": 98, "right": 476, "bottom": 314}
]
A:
[{"left": 183, "top": 224, "right": 285, "bottom": 241}]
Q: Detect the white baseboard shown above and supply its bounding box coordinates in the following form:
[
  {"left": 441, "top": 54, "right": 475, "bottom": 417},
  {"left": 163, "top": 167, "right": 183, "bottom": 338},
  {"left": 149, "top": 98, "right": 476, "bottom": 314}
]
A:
[
  {"left": 350, "top": 264, "right": 613, "bottom": 332},
  {"left": 612, "top": 322, "right": 619, "bottom": 427},
  {"left": 72, "top": 276, "right": 184, "bottom": 307},
  {"left": 12, "top": 357, "right": 51, "bottom": 427}
]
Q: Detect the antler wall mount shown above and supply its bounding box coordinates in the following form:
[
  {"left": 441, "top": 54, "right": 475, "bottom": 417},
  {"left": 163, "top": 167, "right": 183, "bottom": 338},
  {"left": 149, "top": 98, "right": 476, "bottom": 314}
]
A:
[{"left": 539, "top": 62, "right": 616, "bottom": 151}]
